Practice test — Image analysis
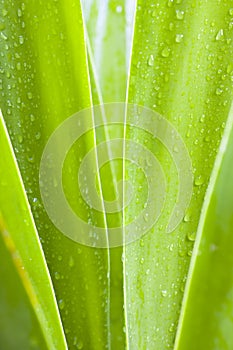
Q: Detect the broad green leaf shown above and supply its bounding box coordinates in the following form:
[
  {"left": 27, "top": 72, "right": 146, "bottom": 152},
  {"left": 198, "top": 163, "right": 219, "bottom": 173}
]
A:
[
  {"left": 125, "top": 1, "right": 233, "bottom": 348},
  {"left": 0, "top": 111, "right": 67, "bottom": 349},
  {"left": 174, "top": 103, "right": 233, "bottom": 349},
  {"left": 0, "top": 1, "right": 110, "bottom": 348}
]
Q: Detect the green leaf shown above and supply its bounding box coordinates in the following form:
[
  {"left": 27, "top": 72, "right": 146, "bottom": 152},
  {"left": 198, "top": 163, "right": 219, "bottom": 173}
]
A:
[
  {"left": 82, "top": 1, "right": 136, "bottom": 347},
  {"left": 125, "top": 0, "right": 233, "bottom": 348},
  {"left": 174, "top": 103, "right": 233, "bottom": 349},
  {"left": 0, "top": 1, "right": 110, "bottom": 348},
  {"left": 0, "top": 235, "right": 48, "bottom": 350},
  {"left": 0, "top": 111, "right": 67, "bottom": 349}
]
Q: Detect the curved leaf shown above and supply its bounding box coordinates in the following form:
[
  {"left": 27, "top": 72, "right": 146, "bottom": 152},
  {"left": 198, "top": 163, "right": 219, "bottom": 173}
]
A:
[
  {"left": 0, "top": 1, "right": 110, "bottom": 348},
  {"left": 174, "top": 103, "right": 233, "bottom": 349},
  {"left": 0, "top": 111, "right": 67, "bottom": 349}
]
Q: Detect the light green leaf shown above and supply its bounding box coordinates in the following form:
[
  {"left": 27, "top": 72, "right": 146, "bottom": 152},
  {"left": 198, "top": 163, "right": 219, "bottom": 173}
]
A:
[
  {"left": 125, "top": 0, "right": 233, "bottom": 348},
  {"left": 0, "top": 1, "right": 110, "bottom": 348},
  {"left": 174, "top": 103, "right": 233, "bottom": 349},
  {"left": 82, "top": 1, "right": 136, "bottom": 347},
  {"left": 0, "top": 111, "right": 67, "bottom": 350}
]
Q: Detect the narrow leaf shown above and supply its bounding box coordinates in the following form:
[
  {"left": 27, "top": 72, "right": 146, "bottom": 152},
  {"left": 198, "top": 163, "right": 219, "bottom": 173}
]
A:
[
  {"left": 0, "top": 111, "right": 67, "bottom": 350},
  {"left": 0, "top": 1, "right": 110, "bottom": 348},
  {"left": 175, "top": 103, "right": 233, "bottom": 349}
]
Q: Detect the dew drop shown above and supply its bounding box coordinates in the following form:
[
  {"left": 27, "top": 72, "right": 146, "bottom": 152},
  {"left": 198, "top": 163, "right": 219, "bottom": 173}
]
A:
[
  {"left": 215, "top": 87, "right": 223, "bottom": 95},
  {"left": 187, "top": 250, "right": 193, "bottom": 257},
  {"left": 2, "top": 9, "right": 8, "bottom": 17},
  {"left": 229, "top": 8, "right": 233, "bottom": 16},
  {"left": 19, "top": 35, "right": 24, "bottom": 44},
  {"left": 204, "top": 135, "right": 210, "bottom": 142},
  {"left": 27, "top": 155, "right": 35, "bottom": 163},
  {"left": 18, "top": 135, "right": 23, "bottom": 143},
  {"left": 187, "top": 232, "right": 196, "bottom": 242},
  {"left": 161, "top": 290, "right": 167, "bottom": 297},
  {"left": 167, "top": 0, "right": 174, "bottom": 7},
  {"left": 194, "top": 175, "right": 204, "bottom": 186},
  {"left": 169, "top": 323, "right": 175, "bottom": 332},
  {"left": 0, "top": 32, "right": 8, "bottom": 40},
  {"left": 176, "top": 10, "right": 184, "bottom": 20},
  {"left": 30, "top": 114, "right": 35, "bottom": 122},
  {"left": 140, "top": 239, "right": 144, "bottom": 247},
  {"left": 161, "top": 47, "right": 170, "bottom": 58},
  {"left": 54, "top": 272, "right": 60, "bottom": 280},
  {"left": 183, "top": 213, "right": 191, "bottom": 222},
  {"left": 69, "top": 256, "right": 74, "bottom": 267},
  {"left": 77, "top": 341, "right": 83, "bottom": 349},
  {"left": 140, "top": 257, "right": 145, "bottom": 265},
  {"left": 16, "top": 62, "right": 21, "bottom": 71},
  {"left": 216, "top": 29, "right": 224, "bottom": 41},
  {"left": 17, "top": 8, "right": 22, "bottom": 17},
  {"left": 116, "top": 5, "right": 123, "bottom": 13},
  {"left": 58, "top": 299, "right": 65, "bottom": 310},
  {"left": 175, "top": 34, "right": 184, "bottom": 43},
  {"left": 199, "top": 114, "right": 205, "bottom": 123},
  {"left": 151, "top": 10, "right": 156, "bottom": 17},
  {"left": 35, "top": 132, "right": 41, "bottom": 140},
  {"left": 27, "top": 92, "right": 33, "bottom": 99},
  {"left": 147, "top": 54, "right": 154, "bottom": 66}
]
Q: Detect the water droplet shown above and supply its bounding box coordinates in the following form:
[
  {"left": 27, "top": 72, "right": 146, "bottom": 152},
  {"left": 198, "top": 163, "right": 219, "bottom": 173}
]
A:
[
  {"left": 18, "top": 135, "right": 23, "bottom": 143},
  {"left": 151, "top": 10, "right": 157, "bottom": 17},
  {"left": 2, "top": 9, "right": 8, "bottom": 17},
  {"left": 147, "top": 54, "right": 154, "bottom": 66},
  {"left": 169, "top": 22, "right": 174, "bottom": 31},
  {"left": 116, "top": 5, "right": 123, "bottom": 13},
  {"left": 187, "top": 250, "right": 193, "bottom": 256},
  {"left": 176, "top": 10, "right": 184, "bottom": 20},
  {"left": 187, "top": 232, "right": 196, "bottom": 242},
  {"left": 216, "top": 29, "right": 224, "bottom": 41},
  {"left": 169, "top": 323, "right": 175, "bottom": 332},
  {"left": 77, "top": 341, "right": 83, "bottom": 349},
  {"left": 17, "top": 8, "right": 22, "bottom": 17},
  {"left": 54, "top": 272, "right": 60, "bottom": 280},
  {"left": 229, "top": 8, "right": 233, "bottom": 16},
  {"left": 199, "top": 114, "right": 205, "bottom": 123},
  {"left": 69, "top": 256, "right": 74, "bottom": 267},
  {"left": 167, "top": 0, "right": 174, "bottom": 7},
  {"left": 0, "top": 31, "right": 7, "bottom": 40},
  {"left": 215, "top": 87, "right": 223, "bottom": 95},
  {"left": 161, "top": 290, "right": 167, "bottom": 297},
  {"left": 140, "top": 239, "right": 144, "bottom": 247},
  {"left": 143, "top": 213, "right": 149, "bottom": 222},
  {"left": 204, "top": 135, "right": 210, "bottom": 142},
  {"left": 183, "top": 213, "right": 191, "bottom": 222},
  {"left": 161, "top": 47, "right": 170, "bottom": 58},
  {"left": 35, "top": 132, "right": 41, "bottom": 140},
  {"left": 58, "top": 299, "right": 65, "bottom": 310},
  {"left": 140, "top": 257, "right": 145, "bottom": 264},
  {"left": 175, "top": 34, "right": 184, "bottom": 43},
  {"left": 16, "top": 62, "right": 21, "bottom": 71},
  {"left": 19, "top": 35, "right": 24, "bottom": 44},
  {"left": 27, "top": 92, "right": 33, "bottom": 99},
  {"left": 27, "top": 155, "right": 34, "bottom": 163},
  {"left": 194, "top": 175, "right": 204, "bottom": 186}
]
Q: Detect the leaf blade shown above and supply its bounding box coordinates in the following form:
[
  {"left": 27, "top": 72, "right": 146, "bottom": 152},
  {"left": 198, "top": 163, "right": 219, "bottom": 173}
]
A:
[{"left": 0, "top": 111, "right": 67, "bottom": 350}]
